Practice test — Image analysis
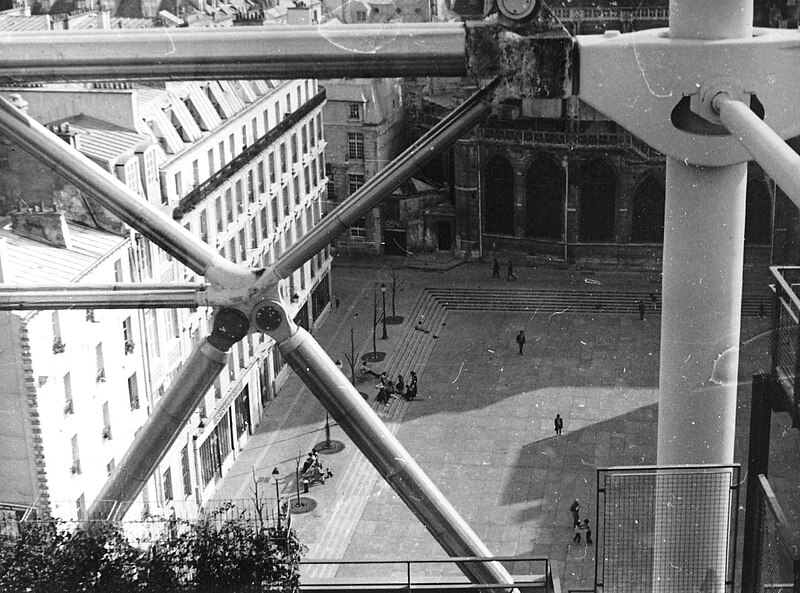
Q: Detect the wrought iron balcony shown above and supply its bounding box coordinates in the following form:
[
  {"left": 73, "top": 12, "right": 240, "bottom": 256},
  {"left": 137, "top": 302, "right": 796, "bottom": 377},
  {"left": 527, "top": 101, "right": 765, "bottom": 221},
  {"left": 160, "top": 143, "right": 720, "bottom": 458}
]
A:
[{"left": 173, "top": 90, "right": 326, "bottom": 220}]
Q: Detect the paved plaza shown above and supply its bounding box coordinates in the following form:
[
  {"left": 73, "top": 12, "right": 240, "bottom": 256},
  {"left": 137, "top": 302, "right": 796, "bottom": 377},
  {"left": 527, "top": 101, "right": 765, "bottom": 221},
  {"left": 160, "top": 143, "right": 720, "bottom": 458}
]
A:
[{"left": 210, "top": 258, "right": 797, "bottom": 591}]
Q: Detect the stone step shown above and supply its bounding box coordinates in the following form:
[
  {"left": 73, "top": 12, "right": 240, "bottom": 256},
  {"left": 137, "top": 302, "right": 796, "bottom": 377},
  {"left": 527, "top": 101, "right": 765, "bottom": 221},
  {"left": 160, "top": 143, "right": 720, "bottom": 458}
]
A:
[{"left": 426, "top": 288, "right": 771, "bottom": 316}]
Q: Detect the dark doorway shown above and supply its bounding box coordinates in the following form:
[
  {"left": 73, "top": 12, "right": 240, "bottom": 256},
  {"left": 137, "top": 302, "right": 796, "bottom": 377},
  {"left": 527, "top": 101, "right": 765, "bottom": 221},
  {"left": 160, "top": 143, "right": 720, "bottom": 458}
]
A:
[
  {"left": 484, "top": 155, "right": 515, "bottom": 235},
  {"left": 525, "top": 158, "right": 564, "bottom": 240},
  {"left": 437, "top": 221, "right": 452, "bottom": 250},
  {"left": 234, "top": 385, "right": 251, "bottom": 439},
  {"left": 745, "top": 178, "right": 772, "bottom": 245},
  {"left": 579, "top": 159, "right": 616, "bottom": 242},
  {"left": 384, "top": 229, "right": 407, "bottom": 255},
  {"left": 632, "top": 175, "right": 665, "bottom": 243}
]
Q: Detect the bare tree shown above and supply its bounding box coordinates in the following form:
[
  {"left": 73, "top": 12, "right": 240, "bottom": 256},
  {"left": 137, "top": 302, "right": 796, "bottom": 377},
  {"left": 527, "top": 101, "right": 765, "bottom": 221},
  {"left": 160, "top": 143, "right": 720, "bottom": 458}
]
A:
[
  {"left": 343, "top": 326, "right": 357, "bottom": 384},
  {"left": 390, "top": 266, "right": 406, "bottom": 318}
]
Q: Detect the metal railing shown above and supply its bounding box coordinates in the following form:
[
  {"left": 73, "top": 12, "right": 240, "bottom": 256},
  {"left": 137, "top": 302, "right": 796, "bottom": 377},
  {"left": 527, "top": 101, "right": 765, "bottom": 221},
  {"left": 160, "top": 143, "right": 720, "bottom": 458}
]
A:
[
  {"left": 475, "top": 127, "right": 663, "bottom": 160},
  {"left": 299, "top": 556, "right": 555, "bottom": 592},
  {"left": 769, "top": 265, "right": 800, "bottom": 427},
  {"left": 752, "top": 474, "right": 800, "bottom": 593},
  {"left": 596, "top": 464, "right": 740, "bottom": 593},
  {"left": 550, "top": 6, "right": 669, "bottom": 22}
]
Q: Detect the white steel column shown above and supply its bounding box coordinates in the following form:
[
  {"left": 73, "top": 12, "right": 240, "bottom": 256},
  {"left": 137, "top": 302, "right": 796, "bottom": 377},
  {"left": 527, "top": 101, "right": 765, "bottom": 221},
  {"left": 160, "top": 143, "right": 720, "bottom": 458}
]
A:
[
  {"left": 653, "top": 1, "right": 750, "bottom": 591},
  {"left": 658, "top": 0, "right": 751, "bottom": 468},
  {"left": 657, "top": 161, "right": 746, "bottom": 464}
]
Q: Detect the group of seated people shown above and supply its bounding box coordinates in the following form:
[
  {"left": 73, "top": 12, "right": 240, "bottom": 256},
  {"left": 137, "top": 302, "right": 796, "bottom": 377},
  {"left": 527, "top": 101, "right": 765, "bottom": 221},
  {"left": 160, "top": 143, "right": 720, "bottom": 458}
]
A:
[
  {"left": 301, "top": 450, "right": 333, "bottom": 485},
  {"left": 376, "top": 371, "right": 418, "bottom": 405}
]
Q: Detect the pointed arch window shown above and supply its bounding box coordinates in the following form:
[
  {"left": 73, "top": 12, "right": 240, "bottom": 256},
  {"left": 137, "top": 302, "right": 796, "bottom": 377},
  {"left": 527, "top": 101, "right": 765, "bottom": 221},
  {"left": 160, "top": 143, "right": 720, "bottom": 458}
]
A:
[{"left": 484, "top": 155, "right": 515, "bottom": 236}]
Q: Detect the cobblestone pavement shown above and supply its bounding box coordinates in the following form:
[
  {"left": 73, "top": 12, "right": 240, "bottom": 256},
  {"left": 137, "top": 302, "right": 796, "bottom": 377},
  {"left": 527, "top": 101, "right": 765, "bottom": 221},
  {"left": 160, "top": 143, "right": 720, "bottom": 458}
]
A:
[{"left": 210, "top": 258, "right": 796, "bottom": 592}]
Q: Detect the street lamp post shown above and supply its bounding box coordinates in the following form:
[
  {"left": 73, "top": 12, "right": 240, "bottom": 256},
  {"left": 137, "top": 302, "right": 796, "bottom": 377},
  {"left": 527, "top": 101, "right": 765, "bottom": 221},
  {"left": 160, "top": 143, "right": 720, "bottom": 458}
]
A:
[
  {"left": 380, "top": 282, "right": 388, "bottom": 339},
  {"left": 271, "top": 467, "right": 281, "bottom": 531}
]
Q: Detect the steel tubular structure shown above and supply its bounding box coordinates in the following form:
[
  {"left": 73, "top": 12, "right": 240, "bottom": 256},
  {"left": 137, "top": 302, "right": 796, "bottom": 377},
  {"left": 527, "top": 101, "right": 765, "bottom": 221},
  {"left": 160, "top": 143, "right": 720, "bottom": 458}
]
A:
[
  {"left": 0, "top": 284, "right": 206, "bottom": 310},
  {"left": 87, "top": 339, "right": 231, "bottom": 520},
  {"left": 281, "top": 328, "right": 513, "bottom": 588},
  {"left": 0, "top": 24, "right": 468, "bottom": 83},
  {"left": 4, "top": 0, "right": 800, "bottom": 588},
  {"left": 713, "top": 93, "right": 800, "bottom": 210}
]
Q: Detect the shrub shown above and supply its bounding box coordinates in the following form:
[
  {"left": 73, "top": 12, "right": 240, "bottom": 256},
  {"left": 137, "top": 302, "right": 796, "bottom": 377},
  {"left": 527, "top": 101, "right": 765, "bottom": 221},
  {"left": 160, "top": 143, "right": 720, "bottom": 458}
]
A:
[{"left": 0, "top": 514, "right": 304, "bottom": 593}]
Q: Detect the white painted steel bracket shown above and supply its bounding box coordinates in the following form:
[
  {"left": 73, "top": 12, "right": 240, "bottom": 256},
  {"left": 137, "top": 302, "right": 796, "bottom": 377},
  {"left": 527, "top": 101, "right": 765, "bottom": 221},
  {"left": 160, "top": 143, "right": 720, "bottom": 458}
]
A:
[{"left": 578, "top": 27, "right": 800, "bottom": 166}]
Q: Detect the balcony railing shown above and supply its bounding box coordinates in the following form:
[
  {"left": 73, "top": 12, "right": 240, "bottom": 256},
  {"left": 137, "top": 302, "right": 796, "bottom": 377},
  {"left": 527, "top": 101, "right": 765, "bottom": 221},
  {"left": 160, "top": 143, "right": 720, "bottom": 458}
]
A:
[
  {"left": 298, "top": 556, "right": 555, "bottom": 593},
  {"left": 476, "top": 127, "right": 663, "bottom": 160},
  {"left": 550, "top": 6, "right": 669, "bottom": 22},
  {"left": 173, "top": 89, "right": 326, "bottom": 220},
  {"left": 769, "top": 265, "right": 800, "bottom": 427}
]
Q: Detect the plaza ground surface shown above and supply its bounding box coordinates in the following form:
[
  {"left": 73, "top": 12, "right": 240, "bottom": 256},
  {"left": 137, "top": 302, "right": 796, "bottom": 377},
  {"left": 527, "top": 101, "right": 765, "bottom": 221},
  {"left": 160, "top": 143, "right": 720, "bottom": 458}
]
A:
[{"left": 210, "top": 257, "right": 799, "bottom": 592}]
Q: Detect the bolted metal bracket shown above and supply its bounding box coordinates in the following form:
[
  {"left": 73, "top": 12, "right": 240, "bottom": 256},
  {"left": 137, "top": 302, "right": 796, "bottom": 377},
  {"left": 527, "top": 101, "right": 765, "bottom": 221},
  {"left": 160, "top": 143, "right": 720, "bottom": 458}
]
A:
[
  {"left": 578, "top": 27, "right": 800, "bottom": 166},
  {"left": 203, "top": 264, "right": 298, "bottom": 347}
]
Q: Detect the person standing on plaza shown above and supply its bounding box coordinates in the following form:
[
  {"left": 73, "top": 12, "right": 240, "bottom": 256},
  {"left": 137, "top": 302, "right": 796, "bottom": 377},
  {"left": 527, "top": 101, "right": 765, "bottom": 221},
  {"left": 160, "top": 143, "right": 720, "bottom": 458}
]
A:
[
  {"left": 396, "top": 374, "right": 405, "bottom": 394},
  {"left": 405, "top": 371, "right": 418, "bottom": 400},
  {"left": 492, "top": 258, "right": 501, "bottom": 279},
  {"left": 555, "top": 414, "right": 564, "bottom": 437},
  {"left": 638, "top": 299, "right": 646, "bottom": 320},
  {"left": 570, "top": 499, "right": 580, "bottom": 527},
  {"left": 573, "top": 522, "right": 582, "bottom": 544},
  {"left": 507, "top": 260, "right": 517, "bottom": 281},
  {"left": 581, "top": 519, "right": 593, "bottom": 545},
  {"left": 516, "top": 330, "right": 526, "bottom": 356}
]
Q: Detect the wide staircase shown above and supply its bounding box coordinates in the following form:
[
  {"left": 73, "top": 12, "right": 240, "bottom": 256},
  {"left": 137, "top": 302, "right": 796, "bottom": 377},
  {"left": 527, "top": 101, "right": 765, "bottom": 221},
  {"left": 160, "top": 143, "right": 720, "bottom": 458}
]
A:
[{"left": 426, "top": 286, "right": 772, "bottom": 317}]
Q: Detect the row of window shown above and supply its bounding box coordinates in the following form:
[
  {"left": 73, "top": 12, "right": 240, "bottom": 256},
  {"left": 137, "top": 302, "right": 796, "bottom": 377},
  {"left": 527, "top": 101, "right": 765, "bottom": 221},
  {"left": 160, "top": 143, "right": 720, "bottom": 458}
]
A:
[
  {"left": 484, "top": 155, "right": 773, "bottom": 245},
  {"left": 171, "top": 99, "right": 324, "bottom": 204},
  {"left": 191, "top": 151, "right": 325, "bottom": 250}
]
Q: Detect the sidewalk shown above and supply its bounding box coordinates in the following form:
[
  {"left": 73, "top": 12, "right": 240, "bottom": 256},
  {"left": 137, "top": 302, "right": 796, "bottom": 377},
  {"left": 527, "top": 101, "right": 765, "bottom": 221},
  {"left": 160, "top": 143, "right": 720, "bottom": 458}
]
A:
[{"left": 209, "top": 256, "right": 788, "bottom": 591}]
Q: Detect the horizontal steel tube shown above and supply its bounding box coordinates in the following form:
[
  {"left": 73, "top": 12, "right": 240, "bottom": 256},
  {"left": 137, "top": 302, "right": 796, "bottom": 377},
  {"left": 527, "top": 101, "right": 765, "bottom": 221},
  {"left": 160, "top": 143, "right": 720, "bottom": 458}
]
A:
[
  {"left": 280, "top": 327, "right": 514, "bottom": 592},
  {"left": 274, "top": 80, "right": 496, "bottom": 279},
  {"left": 0, "top": 24, "right": 467, "bottom": 83},
  {"left": 89, "top": 339, "right": 229, "bottom": 520},
  {"left": 715, "top": 94, "right": 800, "bottom": 209},
  {"left": 0, "top": 284, "right": 205, "bottom": 310},
  {"left": 0, "top": 96, "right": 251, "bottom": 289}
]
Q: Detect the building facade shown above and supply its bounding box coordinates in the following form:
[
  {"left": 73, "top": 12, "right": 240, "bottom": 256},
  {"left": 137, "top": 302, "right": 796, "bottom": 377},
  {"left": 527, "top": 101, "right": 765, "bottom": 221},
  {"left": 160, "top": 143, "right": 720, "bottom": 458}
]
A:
[
  {"left": 0, "top": 64, "right": 331, "bottom": 521},
  {"left": 405, "top": 3, "right": 779, "bottom": 270},
  {"left": 321, "top": 78, "right": 408, "bottom": 255}
]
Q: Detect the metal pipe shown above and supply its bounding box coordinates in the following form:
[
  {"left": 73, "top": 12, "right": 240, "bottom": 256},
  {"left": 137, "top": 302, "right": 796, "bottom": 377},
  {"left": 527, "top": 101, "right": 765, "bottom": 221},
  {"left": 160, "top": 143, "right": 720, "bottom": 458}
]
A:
[
  {"left": 651, "top": 1, "right": 751, "bottom": 590},
  {"left": 273, "top": 80, "right": 497, "bottom": 279},
  {"left": 279, "top": 327, "right": 514, "bottom": 591},
  {"left": 0, "top": 24, "right": 467, "bottom": 83},
  {"left": 0, "top": 284, "right": 206, "bottom": 310},
  {"left": 0, "top": 96, "right": 251, "bottom": 289},
  {"left": 88, "top": 339, "right": 229, "bottom": 520},
  {"left": 713, "top": 93, "right": 800, "bottom": 210}
]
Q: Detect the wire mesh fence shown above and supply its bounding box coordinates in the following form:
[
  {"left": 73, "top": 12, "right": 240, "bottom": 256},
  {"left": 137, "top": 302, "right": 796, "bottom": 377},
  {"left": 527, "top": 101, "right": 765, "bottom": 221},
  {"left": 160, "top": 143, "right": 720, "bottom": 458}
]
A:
[
  {"left": 754, "top": 475, "right": 799, "bottom": 593},
  {"left": 596, "top": 465, "right": 740, "bottom": 593}
]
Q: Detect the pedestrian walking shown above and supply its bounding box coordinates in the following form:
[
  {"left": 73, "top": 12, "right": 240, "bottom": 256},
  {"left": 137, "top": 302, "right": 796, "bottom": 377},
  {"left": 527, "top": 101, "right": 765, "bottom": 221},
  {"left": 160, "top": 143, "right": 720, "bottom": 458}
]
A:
[
  {"left": 516, "top": 330, "right": 526, "bottom": 355},
  {"left": 570, "top": 499, "right": 580, "bottom": 527},
  {"left": 555, "top": 414, "right": 564, "bottom": 437},
  {"left": 582, "top": 519, "right": 593, "bottom": 545},
  {"left": 649, "top": 292, "right": 657, "bottom": 311},
  {"left": 506, "top": 260, "right": 517, "bottom": 281},
  {"left": 638, "top": 299, "right": 646, "bottom": 320},
  {"left": 492, "top": 258, "right": 501, "bottom": 279},
  {"left": 335, "top": 297, "right": 340, "bottom": 309}
]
